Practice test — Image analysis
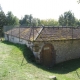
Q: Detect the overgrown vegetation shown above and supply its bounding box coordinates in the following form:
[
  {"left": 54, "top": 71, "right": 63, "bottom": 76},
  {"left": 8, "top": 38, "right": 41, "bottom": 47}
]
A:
[{"left": 0, "top": 41, "right": 80, "bottom": 80}]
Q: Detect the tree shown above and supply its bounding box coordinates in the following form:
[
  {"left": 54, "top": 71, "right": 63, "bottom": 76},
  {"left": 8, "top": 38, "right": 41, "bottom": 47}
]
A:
[
  {"left": 37, "top": 19, "right": 41, "bottom": 26},
  {"left": 59, "top": 11, "right": 76, "bottom": 26},
  {"left": 6, "top": 11, "right": 19, "bottom": 26},
  {"left": 58, "top": 15, "right": 64, "bottom": 26},
  {"left": 40, "top": 19, "right": 59, "bottom": 26},
  {"left": 0, "top": 11, "right": 6, "bottom": 27},
  {"left": 20, "top": 14, "right": 33, "bottom": 26},
  {"left": 0, "top": 11, "right": 6, "bottom": 37},
  {"left": 32, "top": 18, "right": 38, "bottom": 26},
  {"left": 6, "top": 11, "right": 14, "bottom": 25},
  {"left": 13, "top": 16, "right": 19, "bottom": 25},
  {"left": 29, "top": 14, "right": 33, "bottom": 25},
  {"left": 75, "top": 19, "right": 80, "bottom": 27},
  {"left": 19, "top": 14, "right": 41, "bottom": 26}
]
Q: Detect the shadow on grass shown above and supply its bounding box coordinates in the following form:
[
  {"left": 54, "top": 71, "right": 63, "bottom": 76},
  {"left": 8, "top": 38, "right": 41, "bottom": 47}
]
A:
[{"left": 1, "top": 40, "right": 80, "bottom": 74}]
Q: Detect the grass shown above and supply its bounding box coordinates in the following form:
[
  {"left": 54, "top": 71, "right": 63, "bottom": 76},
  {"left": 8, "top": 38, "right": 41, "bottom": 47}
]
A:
[{"left": 0, "top": 40, "right": 80, "bottom": 80}]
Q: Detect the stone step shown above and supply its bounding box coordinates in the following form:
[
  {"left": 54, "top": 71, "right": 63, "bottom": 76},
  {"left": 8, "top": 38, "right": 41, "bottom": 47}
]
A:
[{"left": 49, "top": 76, "right": 56, "bottom": 80}]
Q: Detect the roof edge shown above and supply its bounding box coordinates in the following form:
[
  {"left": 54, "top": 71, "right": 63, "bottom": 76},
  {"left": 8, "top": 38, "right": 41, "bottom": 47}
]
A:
[{"left": 34, "top": 27, "right": 43, "bottom": 41}]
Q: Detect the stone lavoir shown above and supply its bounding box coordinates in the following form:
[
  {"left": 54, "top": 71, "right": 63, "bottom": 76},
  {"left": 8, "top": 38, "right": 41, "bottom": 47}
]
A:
[{"left": 4, "top": 26, "right": 80, "bottom": 66}]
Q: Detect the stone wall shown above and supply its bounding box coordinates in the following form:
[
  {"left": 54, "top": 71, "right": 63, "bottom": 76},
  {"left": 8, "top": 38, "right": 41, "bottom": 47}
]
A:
[
  {"left": 5, "top": 34, "right": 33, "bottom": 47},
  {"left": 32, "top": 42, "right": 44, "bottom": 60},
  {"left": 5, "top": 34, "right": 80, "bottom": 64},
  {"left": 52, "top": 40, "right": 80, "bottom": 63},
  {"left": 33, "top": 40, "right": 80, "bottom": 63}
]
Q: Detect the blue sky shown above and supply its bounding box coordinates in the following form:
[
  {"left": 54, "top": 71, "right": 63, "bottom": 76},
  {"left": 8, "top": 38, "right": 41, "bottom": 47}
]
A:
[{"left": 0, "top": 0, "right": 80, "bottom": 20}]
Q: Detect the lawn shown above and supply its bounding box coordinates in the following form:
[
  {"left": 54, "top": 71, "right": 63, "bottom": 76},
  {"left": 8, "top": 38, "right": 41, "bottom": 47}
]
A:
[{"left": 0, "top": 41, "right": 80, "bottom": 80}]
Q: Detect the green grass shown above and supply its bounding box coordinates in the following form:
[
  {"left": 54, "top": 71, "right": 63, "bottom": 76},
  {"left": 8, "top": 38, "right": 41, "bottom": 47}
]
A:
[{"left": 0, "top": 40, "right": 80, "bottom": 80}]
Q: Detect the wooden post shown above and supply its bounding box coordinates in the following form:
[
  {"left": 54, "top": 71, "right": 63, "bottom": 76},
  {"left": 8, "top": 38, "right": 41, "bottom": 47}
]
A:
[
  {"left": 19, "top": 26, "right": 20, "bottom": 41},
  {"left": 72, "top": 26, "right": 73, "bottom": 43},
  {"left": 33, "top": 25, "right": 34, "bottom": 42}
]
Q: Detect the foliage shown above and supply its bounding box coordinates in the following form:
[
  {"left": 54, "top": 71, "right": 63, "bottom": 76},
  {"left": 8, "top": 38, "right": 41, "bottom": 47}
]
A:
[
  {"left": 37, "top": 19, "right": 42, "bottom": 26},
  {"left": 40, "top": 19, "right": 59, "bottom": 26},
  {"left": 19, "top": 15, "right": 39, "bottom": 26},
  {"left": 0, "top": 11, "right": 6, "bottom": 27},
  {"left": 35, "top": 19, "right": 59, "bottom": 26},
  {"left": 0, "top": 11, "right": 6, "bottom": 36},
  {"left": 19, "top": 14, "right": 33, "bottom": 26},
  {"left": 6, "top": 11, "right": 19, "bottom": 26},
  {"left": 0, "top": 10, "right": 19, "bottom": 37},
  {"left": 32, "top": 18, "right": 38, "bottom": 26},
  {"left": 59, "top": 11, "right": 76, "bottom": 26},
  {"left": 75, "top": 18, "right": 80, "bottom": 27},
  {"left": 13, "top": 16, "right": 19, "bottom": 25}
]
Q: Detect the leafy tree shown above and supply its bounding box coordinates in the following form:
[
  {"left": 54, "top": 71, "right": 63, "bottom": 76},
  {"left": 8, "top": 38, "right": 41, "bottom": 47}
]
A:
[
  {"left": 19, "top": 14, "right": 40, "bottom": 27},
  {"left": 6, "top": 11, "right": 19, "bottom": 26},
  {"left": 75, "top": 19, "right": 80, "bottom": 27},
  {"left": 19, "top": 15, "right": 59, "bottom": 27},
  {"left": 20, "top": 14, "right": 33, "bottom": 26},
  {"left": 13, "top": 16, "right": 19, "bottom": 25},
  {"left": 40, "top": 19, "right": 59, "bottom": 26},
  {"left": 23, "top": 15, "right": 30, "bottom": 25},
  {"left": 40, "top": 20, "right": 47, "bottom": 26},
  {"left": 29, "top": 14, "right": 33, "bottom": 25},
  {"left": 0, "top": 11, "right": 6, "bottom": 36},
  {"left": 58, "top": 15, "right": 64, "bottom": 26},
  {"left": 59, "top": 11, "right": 76, "bottom": 26},
  {"left": 32, "top": 18, "right": 38, "bottom": 27},
  {"left": 37, "top": 19, "right": 41, "bottom": 26}
]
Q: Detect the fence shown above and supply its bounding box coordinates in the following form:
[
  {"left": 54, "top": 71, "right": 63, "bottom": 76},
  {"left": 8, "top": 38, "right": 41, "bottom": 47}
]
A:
[{"left": 3, "top": 25, "right": 80, "bottom": 41}]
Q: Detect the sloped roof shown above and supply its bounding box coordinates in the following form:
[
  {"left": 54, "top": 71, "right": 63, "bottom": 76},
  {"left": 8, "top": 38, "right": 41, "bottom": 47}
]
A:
[
  {"left": 36, "top": 27, "right": 80, "bottom": 41},
  {"left": 5, "top": 27, "right": 80, "bottom": 41},
  {"left": 5, "top": 27, "right": 42, "bottom": 41}
]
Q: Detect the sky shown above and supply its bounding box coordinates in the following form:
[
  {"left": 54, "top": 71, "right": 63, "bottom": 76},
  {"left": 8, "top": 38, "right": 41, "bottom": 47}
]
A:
[{"left": 0, "top": 0, "right": 80, "bottom": 20}]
